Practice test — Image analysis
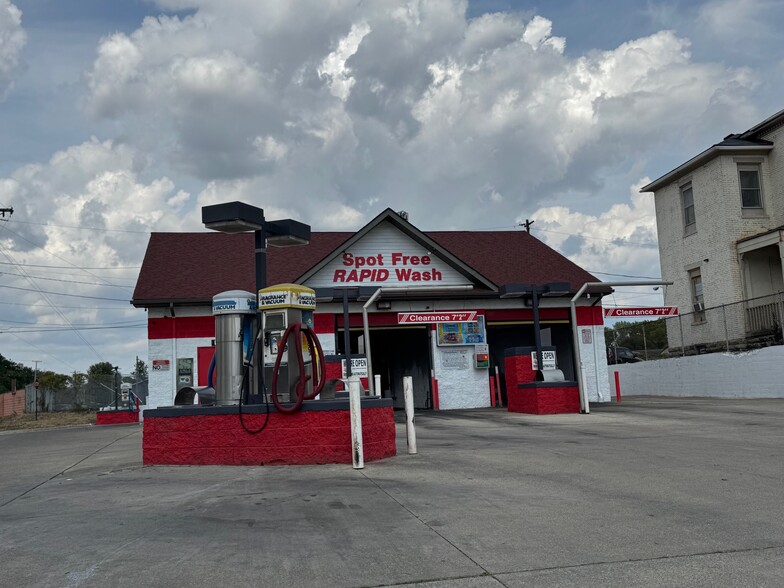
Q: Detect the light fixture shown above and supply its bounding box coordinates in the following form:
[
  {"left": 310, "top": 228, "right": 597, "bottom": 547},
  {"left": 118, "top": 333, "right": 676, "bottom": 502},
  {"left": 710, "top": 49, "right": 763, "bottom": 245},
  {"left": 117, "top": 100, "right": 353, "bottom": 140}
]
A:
[{"left": 376, "top": 300, "right": 392, "bottom": 310}]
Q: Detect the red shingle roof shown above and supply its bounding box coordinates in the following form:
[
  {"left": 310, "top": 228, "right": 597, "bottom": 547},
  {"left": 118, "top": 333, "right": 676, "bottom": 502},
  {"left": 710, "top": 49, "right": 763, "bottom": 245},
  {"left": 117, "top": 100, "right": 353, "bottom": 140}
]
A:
[{"left": 132, "top": 230, "right": 597, "bottom": 306}]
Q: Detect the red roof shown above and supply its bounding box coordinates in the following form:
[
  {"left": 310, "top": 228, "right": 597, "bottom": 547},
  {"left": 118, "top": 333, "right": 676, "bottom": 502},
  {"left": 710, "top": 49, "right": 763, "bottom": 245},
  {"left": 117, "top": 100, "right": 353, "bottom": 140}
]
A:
[{"left": 132, "top": 230, "right": 597, "bottom": 305}]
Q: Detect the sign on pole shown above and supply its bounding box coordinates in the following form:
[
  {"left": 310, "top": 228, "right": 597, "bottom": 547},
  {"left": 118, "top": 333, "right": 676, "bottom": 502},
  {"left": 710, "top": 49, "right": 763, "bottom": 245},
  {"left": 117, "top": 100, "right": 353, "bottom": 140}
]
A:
[{"left": 603, "top": 307, "right": 678, "bottom": 318}]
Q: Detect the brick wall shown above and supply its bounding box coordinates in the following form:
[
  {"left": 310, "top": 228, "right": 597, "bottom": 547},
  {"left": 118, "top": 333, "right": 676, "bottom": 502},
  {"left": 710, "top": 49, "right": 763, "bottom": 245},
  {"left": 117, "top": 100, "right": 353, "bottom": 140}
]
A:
[
  {"left": 654, "top": 124, "right": 784, "bottom": 349},
  {"left": 0, "top": 389, "right": 26, "bottom": 417}
]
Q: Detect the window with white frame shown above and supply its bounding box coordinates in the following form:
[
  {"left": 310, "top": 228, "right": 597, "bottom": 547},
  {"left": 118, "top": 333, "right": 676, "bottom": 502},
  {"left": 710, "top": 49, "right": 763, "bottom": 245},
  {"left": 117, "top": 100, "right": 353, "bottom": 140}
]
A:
[
  {"left": 689, "top": 268, "right": 705, "bottom": 322},
  {"left": 681, "top": 183, "right": 696, "bottom": 231},
  {"left": 738, "top": 165, "right": 763, "bottom": 208}
]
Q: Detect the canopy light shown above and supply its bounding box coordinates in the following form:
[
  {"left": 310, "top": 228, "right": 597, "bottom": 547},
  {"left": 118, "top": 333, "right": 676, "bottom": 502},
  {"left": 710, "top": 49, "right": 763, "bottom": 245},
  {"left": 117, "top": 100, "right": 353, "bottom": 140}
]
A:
[{"left": 202, "top": 201, "right": 265, "bottom": 233}]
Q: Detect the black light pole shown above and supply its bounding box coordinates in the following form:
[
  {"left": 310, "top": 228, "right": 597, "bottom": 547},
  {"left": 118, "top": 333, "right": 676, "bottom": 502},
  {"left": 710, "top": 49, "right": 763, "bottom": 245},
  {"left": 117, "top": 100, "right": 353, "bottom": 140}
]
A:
[
  {"left": 530, "top": 287, "right": 544, "bottom": 373},
  {"left": 113, "top": 366, "right": 120, "bottom": 410},
  {"left": 342, "top": 288, "right": 352, "bottom": 378},
  {"left": 202, "top": 202, "right": 311, "bottom": 403}
]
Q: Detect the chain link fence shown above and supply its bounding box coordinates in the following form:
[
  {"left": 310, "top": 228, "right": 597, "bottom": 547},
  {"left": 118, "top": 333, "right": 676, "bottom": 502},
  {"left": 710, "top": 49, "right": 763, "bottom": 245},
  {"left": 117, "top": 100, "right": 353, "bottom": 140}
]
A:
[
  {"left": 24, "top": 375, "right": 148, "bottom": 413},
  {"left": 607, "top": 293, "right": 784, "bottom": 362}
]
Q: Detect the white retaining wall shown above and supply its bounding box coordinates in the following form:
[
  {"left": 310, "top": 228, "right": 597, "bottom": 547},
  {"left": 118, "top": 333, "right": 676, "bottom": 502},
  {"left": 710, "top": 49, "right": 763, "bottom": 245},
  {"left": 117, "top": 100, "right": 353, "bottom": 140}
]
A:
[{"left": 608, "top": 346, "right": 784, "bottom": 398}]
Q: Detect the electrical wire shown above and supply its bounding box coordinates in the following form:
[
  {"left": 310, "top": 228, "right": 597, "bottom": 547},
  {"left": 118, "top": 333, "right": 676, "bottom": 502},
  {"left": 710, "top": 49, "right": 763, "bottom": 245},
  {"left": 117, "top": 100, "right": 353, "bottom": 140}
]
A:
[
  {"left": 0, "top": 270, "right": 135, "bottom": 289},
  {"left": 0, "top": 324, "right": 146, "bottom": 333},
  {"left": 6, "top": 219, "right": 151, "bottom": 234},
  {"left": 0, "top": 284, "right": 130, "bottom": 301},
  {"left": 0, "top": 261, "right": 140, "bottom": 270}
]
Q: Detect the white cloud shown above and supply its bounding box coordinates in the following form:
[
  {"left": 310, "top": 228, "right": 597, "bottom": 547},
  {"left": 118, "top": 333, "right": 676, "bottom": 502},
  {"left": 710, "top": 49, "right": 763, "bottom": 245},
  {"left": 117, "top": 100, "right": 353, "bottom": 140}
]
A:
[
  {"left": 78, "top": 2, "right": 758, "bottom": 232},
  {"left": 0, "top": 0, "right": 26, "bottom": 100},
  {"left": 529, "top": 178, "right": 662, "bottom": 305}
]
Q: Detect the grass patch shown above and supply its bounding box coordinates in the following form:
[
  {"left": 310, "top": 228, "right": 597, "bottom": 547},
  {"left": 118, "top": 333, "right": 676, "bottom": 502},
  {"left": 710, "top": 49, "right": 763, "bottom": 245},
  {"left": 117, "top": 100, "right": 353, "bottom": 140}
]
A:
[{"left": 0, "top": 412, "right": 97, "bottom": 431}]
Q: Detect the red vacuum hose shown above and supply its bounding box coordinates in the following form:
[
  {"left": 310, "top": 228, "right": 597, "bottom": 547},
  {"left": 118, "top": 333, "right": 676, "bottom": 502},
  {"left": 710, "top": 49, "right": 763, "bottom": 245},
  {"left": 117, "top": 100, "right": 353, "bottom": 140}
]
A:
[{"left": 270, "top": 322, "right": 326, "bottom": 414}]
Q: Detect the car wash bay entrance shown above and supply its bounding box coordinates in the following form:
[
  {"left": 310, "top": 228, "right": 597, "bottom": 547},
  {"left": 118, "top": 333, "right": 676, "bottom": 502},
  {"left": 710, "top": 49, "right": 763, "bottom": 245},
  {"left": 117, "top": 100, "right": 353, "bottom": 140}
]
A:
[
  {"left": 338, "top": 325, "right": 432, "bottom": 409},
  {"left": 486, "top": 320, "right": 576, "bottom": 405}
]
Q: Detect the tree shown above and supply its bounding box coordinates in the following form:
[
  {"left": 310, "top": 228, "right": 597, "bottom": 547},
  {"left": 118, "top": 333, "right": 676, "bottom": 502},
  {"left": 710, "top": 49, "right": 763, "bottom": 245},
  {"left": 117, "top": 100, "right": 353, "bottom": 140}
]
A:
[
  {"left": 605, "top": 318, "right": 668, "bottom": 351},
  {"left": 37, "top": 370, "right": 70, "bottom": 390},
  {"left": 132, "top": 358, "right": 148, "bottom": 381},
  {"left": 0, "top": 353, "right": 34, "bottom": 391},
  {"left": 87, "top": 362, "right": 115, "bottom": 379}
]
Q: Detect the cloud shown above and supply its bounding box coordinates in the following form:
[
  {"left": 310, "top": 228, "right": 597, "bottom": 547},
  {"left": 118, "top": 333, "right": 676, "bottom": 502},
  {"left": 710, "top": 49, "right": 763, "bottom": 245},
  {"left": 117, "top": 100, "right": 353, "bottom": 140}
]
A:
[
  {"left": 0, "top": 138, "right": 192, "bottom": 370},
  {"left": 529, "top": 178, "right": 663, "bottom": 305},
  {"left": 0, "top": 0, "right": 26, "bottom": 100},
  {"left": 79, "top": 2, "right": 758, "bottom": 232}
]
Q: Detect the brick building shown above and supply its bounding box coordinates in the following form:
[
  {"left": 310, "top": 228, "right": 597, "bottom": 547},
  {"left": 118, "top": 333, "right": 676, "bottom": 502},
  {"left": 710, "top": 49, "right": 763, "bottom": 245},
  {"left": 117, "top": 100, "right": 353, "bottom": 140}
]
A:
[
  {"left": 642, "top": 108, "right": 784, "bottom": 348},
  {"left": 132, "top": 208, "right": 612, "bottom": 411}
]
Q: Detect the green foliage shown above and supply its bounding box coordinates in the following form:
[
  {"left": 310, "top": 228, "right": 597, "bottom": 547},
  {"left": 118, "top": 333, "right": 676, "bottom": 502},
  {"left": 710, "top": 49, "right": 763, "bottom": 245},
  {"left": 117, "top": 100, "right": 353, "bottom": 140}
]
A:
[
  {"left": 133, "top": 358, "right": 148, "bottom": 381},
  {"left": 605, "top": 318, "right": 668, "bottom": 350},
  {"left": 0, "top": 353, "right": 34, "bottom": 391},
  {"left": 87, "top": 362, "right": 116, "bottom": 378},
  {"left": 37, "top": 371, "right": 70, "bottom": 390}
]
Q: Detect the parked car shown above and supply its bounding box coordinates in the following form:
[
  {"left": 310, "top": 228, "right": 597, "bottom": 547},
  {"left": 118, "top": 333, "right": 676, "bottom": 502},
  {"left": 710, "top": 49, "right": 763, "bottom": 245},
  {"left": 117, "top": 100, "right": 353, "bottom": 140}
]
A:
[{"left": 607, "top": 346, "right": 640, "bottom": 364}]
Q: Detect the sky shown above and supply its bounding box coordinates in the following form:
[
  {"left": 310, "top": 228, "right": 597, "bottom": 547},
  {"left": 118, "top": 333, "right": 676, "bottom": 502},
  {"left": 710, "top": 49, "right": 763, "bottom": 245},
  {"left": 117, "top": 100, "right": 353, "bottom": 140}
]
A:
[{"left": 0, "top": 0, "right": 783, "bottom": 376}]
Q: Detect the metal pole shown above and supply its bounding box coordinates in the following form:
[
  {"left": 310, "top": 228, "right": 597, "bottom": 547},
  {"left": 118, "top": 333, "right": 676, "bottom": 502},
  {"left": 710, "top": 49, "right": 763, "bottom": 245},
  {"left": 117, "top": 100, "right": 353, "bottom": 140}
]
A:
[
  {"left": 342, "top": 288, "right": 352, "bottom": 378},
  {"left": 531, "top": 288, "right": 543, "bottom": 373},
  {"left": 779, "top": 292, "right": 784, "bottom": 345},
  {"left": 33, "top": 361, "right": 40, "bottom": 421},
  {"left": 678, "top": 314, "right": 685, "bottom": 357},
  {"left": 362, "top": 288, "right": 383, "bottom": 396},
  {"left": 348, "top": 376, "right": 364, "bottom": 469},
  {"left": 403, "top": 376, "right": 417, "bottom": 454},
  {"left": 255, "top": 227, "right": 267, "bottom": 398},
  {"left": 642, "top": 323, "right": 648, "bottom": 360},
  {"left": 570, "top": 280, "right": 671, "bottom": 414},
  {"left": 374, "top": 374, "right": 381, "bottom": 398},
  {"left": 722, "top": 304, "right": 729, "bottom": 352}
]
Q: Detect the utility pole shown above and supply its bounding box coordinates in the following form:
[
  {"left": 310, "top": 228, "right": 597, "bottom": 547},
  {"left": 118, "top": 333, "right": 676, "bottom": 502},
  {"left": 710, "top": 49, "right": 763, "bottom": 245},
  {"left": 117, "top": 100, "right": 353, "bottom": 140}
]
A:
[
  {"left": 0, "top": 207, "right": 12, "bottom": 218},
  {"left": 519, "top": 219, "right": 534, "bottom": 233},
  {"left": 32, "top": 360, "right": 41, "bottom": 420}
]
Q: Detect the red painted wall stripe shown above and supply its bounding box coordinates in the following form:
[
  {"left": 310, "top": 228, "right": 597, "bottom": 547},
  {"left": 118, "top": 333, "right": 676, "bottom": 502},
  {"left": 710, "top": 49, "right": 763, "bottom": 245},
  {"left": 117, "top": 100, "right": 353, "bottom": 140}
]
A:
[
  {"left": 575, "top": 306, "right": 604, "bottom": 326},
  {"left": 313, "top": 313, "right": 335, "bottom": 334},
  {"left": 148, "top": 316, "right": 215, "bottom": 340},
  {"left": 485, "top": 308, "right": 569, "bottom": 321}
]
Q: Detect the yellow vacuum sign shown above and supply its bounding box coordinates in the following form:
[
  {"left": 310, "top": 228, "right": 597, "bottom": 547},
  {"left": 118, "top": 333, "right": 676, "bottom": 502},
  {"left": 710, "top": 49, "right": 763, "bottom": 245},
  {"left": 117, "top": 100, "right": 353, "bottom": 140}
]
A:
[{"left": 259, "top": 283, "right": 317, "bottom": 310}]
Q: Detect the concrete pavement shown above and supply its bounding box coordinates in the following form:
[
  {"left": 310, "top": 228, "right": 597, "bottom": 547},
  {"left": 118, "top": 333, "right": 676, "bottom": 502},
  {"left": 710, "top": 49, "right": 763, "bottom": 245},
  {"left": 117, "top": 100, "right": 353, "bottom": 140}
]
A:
[{"left": 1, "top": 397, "right": 783, "bottom": 587}]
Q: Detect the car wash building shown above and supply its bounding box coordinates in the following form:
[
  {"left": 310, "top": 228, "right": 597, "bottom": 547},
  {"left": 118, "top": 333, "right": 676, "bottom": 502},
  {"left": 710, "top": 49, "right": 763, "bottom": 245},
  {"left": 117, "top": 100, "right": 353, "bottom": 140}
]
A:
[{"left": 132, "top": 208, "right": 611, "bottom": 412}]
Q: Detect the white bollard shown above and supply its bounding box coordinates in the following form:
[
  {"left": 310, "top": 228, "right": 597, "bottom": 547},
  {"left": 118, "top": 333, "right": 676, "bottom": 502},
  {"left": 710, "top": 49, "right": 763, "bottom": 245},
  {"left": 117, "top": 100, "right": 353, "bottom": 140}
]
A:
[
  {"left": 348, "top": 376, "right": 364, "bottom": 469},
  {"left": 403, "top": 376, "right": 417, "bottom": 454},
  {"left": 374, "top": 374, "right": 381, "bottom": 398}
]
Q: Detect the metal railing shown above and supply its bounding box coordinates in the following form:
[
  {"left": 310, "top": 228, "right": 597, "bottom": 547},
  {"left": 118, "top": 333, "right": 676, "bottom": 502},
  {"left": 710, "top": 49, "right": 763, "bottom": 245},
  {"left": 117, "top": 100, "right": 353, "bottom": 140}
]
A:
[{"left": 607, "top": 292, "right": 784, "bottom": 361}]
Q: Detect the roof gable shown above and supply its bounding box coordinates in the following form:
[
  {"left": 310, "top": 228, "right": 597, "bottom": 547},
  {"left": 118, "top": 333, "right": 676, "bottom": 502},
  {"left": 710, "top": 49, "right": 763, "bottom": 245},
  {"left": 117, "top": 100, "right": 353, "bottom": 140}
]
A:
[{"left": 297, "top": 209, "right": 497, "bottom": 291}]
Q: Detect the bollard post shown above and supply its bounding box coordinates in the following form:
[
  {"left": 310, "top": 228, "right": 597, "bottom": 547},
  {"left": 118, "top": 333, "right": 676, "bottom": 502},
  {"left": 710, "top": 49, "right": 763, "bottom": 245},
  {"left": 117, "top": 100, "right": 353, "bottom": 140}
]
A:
[
  {"left": 489, "top": 376, "right": 496, "bottom": 407},
  {"left": 374, "top": 374, "right": 381, "bottom": 398},
  {"left": 403, "top": 376, "right": 417, "bottom": 454},
  {"left": 614, "top": 371, "right": 621, "bottom": 403},
  {"left": 348, "top": 376, "right": 364, "bottom": 469}
]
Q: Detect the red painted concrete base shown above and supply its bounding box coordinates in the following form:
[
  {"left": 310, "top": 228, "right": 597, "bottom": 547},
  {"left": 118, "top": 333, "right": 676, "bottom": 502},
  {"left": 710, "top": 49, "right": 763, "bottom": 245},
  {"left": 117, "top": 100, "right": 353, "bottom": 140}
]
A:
[
  {"left": 143, "top": 404, "right": 396, "bottom": 466},
  {"left": 96, "top": 410, "right": 140, "bottom": 425},
  {"left": 508, "top": 383, "right": 580, "bottom": 415}
]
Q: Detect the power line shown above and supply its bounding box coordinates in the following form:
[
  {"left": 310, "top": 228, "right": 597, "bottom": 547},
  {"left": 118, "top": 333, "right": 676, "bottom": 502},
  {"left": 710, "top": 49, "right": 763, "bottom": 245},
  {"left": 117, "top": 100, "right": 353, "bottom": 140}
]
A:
[
  {"left": 0, "top": 283, "right": 130, "bottom": 301},
  {"left": 0, "top": 301, "right": 132, "bottom": 309},
  {"left": 588, "top": 270, "right": 662, "bottom": 280},
  {"left": 533, "top": 226, "right": 657, "bottom": 248},
  {"left": 6, "top": 219, "right": 151, "bottom": 234},
  {"left": 0, "top": 244, "right": 108, "bottom": 362},
  {"left": 0, "top": 261, "right": 140, "bottom": 270},
  {"left": 1, "top": 324, "right": 146, "bottom": 334},
  {"left": 0, "top": 269, "right": 135, "bottom": 289},
  {"left": 5, "top": 332, "right": 78, "bottom": 372},
  {"left": 0, "top": 224, "right": 126, "bottom": 288},
  {"left": 0, "top": 317, "right": 146, "bottom": 326}
]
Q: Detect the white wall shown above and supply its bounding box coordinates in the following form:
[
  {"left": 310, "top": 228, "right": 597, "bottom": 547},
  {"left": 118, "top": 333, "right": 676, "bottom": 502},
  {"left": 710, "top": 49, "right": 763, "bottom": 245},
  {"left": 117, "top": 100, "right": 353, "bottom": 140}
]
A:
[
  {"left": 147, "top": 336, "right": 213, "bottom": 410},
  {"left": 608, "top": 346, "right": 784, "bottom": 398},
  {"left": 431, "top": 336, "right": 491, "bottom": 410}
]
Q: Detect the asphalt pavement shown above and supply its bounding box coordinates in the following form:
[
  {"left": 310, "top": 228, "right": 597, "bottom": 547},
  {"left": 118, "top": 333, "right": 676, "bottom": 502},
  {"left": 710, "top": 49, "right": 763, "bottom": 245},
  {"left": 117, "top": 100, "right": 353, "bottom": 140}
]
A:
[{"left": 1, "top": 397, "right": 783, "bottom": 587}]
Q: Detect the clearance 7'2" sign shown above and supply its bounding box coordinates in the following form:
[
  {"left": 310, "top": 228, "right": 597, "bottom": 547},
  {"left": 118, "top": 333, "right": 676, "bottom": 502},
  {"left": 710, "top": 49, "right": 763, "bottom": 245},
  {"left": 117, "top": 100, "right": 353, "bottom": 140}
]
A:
[
  {"left": 604, "top": 307, "right": 678, "bottom": 318},
  {"left": 398, "top": 311, "right": 478, "bottom": 324}
]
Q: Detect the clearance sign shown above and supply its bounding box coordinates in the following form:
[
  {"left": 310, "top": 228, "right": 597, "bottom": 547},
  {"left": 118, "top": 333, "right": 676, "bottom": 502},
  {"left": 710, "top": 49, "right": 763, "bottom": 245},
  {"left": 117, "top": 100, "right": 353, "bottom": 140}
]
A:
[{"left": 604, "top": 307, "right": 678, "bottom": 317}]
